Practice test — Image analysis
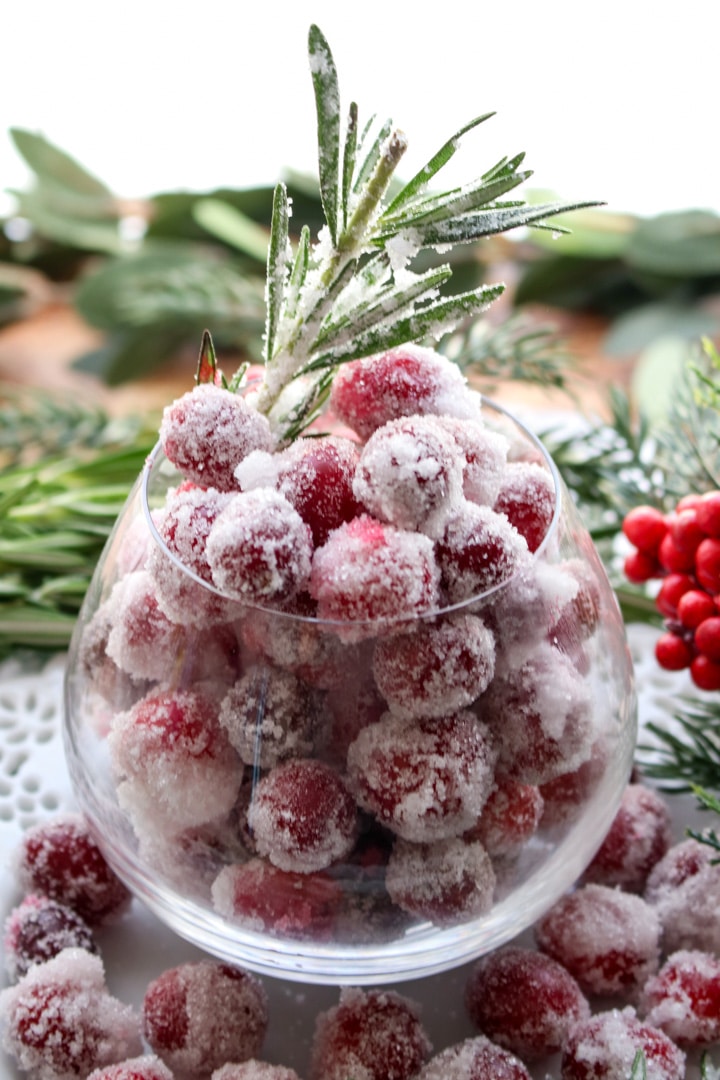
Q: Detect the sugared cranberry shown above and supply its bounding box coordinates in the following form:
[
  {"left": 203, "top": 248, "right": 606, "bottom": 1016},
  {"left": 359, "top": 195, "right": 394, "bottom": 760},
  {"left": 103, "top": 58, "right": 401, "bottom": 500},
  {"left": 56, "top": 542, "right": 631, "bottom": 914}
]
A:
[
  {"left": 641, "top": 949, "right": 720, "bottom": 1047},
  {"left": 207, "top": 489, "right": 313, "bottom": 604},
  {"left": 464, "top": 946, "right": 590, "bottom": 1061},
  {"left": 14, "top": 813, "right": 131, "bottom": 927},
  {"left": 211, "top": 858, "right": 343, "bottom": 939},
  {"left": 212, "top": 1063, "right": 302, "bottom": 1080},
  {"left": 417, "top": 1034, "right": 532, "bottom": 1079},
  {"left": 3, "top": 893, "right": 97, "bottom": 980},
  {"left": 142, "top": 961, "right": 268, "bottom": 1077},
  {"left": 310, "top": 987, "right": 432, "bottom": 1080},
  {"left": 580, "top": 783, "right": 672, "bottom": 893},
  {"left": 309, "top": 515, "right": 441, "bottom": 638},
  {"left": 0, "top": 948, "right": 141, "bottom": 1080},
  {"left": 347, "top": 710, "right": 497, "bottom": 842},
  {"left": 436, "top": 501, "right": 529, "bottom": 604},
  {"left": 372, "top": 613, "right": 495, "bottom": 720},
  {"left": 644, "top": 838, "right": 720, "bottom": 954},
  {"left": 352, "top": 415, "right": 464, "bottom": 535},
  {"left": 467, "top": 778, "right": 544, "bottom": 857},
  {"left": 494, "top": 460, "right": 556, "bottom": 553},
  {"left": 434, "top": 416, "right": 509, "bottom": 507},
  {"left": 87, "top": 1056, "right": 175, "bottom": 1080},
  {"left": 328, "top": 344, "right": 481, "bottom": 440},
  {"left": 247, "top": 759, "right": 358, "bottom": 873},
  {"left": 561, "top": 1008, "right": 685, "bottom": 1079},
  {"left": 535, "top": 883, "right": 661, "bottom": 999},
  {"left": 160, "top": 383, "right": 273, "bottom": 491},
  {"left": 385, "top": 836, "right": 496, "bottom": 926},
  {"left": 218, "top": 664, "right": 319, "bottom": 769}
]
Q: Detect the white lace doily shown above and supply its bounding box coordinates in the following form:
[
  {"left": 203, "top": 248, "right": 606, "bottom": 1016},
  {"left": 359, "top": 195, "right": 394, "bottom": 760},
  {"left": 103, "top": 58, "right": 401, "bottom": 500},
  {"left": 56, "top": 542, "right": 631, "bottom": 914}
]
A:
[{"left": 0, "top": 628, "right": 710, "bottom": 1080}]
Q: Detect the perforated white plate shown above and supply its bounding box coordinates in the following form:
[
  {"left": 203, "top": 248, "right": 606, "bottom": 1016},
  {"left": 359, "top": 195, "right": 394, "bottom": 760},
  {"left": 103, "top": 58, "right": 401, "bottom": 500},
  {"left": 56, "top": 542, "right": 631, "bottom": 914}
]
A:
[{"left": 0, "top": 628, "right": 712, "bottom": 1078}]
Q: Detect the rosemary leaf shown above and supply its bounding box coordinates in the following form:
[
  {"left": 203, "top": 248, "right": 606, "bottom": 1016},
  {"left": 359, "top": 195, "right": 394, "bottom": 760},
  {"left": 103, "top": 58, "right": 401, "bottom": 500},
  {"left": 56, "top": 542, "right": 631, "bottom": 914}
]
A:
[{"left": 308, "top": 23, "right": 341, "bottom": 245}]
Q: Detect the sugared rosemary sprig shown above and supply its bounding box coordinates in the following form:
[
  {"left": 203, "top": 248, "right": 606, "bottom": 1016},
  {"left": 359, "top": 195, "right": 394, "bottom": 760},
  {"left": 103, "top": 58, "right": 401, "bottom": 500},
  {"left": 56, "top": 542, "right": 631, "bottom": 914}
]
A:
[{"left": 253, "top": 24, "right": 601, "bottom": 439}]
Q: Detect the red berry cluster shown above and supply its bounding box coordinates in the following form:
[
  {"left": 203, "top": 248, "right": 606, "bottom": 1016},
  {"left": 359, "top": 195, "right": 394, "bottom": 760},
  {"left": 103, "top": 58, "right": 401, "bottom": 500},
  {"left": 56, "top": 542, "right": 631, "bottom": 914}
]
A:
[{"left": 622, "top": 491, "right": 720, "bottom": 690}]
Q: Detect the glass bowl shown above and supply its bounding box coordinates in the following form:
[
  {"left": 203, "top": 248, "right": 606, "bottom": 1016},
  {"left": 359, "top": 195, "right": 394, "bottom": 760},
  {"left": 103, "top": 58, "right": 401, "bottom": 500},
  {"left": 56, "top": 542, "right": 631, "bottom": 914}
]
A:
[{"left": 63, "top": 397, "right": 637, "bottom": 984}]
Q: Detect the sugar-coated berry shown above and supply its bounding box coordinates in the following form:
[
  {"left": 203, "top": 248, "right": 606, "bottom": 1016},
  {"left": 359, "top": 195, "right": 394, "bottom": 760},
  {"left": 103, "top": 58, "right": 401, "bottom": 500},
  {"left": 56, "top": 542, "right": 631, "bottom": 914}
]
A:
[
  {"left": 142, "top": 961, "right": 268, "bottom": 1077},
  {"left": 654, "top": 631, "right": 694, "bottom": 671},
  {"left": 352, "top": 415, "right": 464, "bottom": 535},
  {"left": 211, "top": 858, "right": 342, "bottom": 939},
  {"left": 108, "top": 690, "right": 242, "bottom": 836},
  {"left": 695, "top": 536, "right": 720, "bottom": 592},
  {"left": 560, "top": 1008, "right": 685, "bottom": 1080},
  {"left": 580, "top": 783, "right": 673, "bottom": 893},
  {"left": 310, "top": 987, "right": 433, "bottom": 1080},
  {"left": 466, "top": 778, "right": 544, "bottom": 857},
  {"left": 218, "top": 664, "right": 319, "bottom": 769},
  {"left": 622, "top": 505, "right": 668, "bottom": 554},
  {"left": 696, "top": 490, "right": 720, "bottom": 537},
  {"left": 538, "top": 740, "right": 609, "bottom": 828},
  {"left": 436, "top": 501, "right": 529, "bottom": 604},
  {"left": 493, "top": 460, "right": 556, "bottom": 553},
  {"left": 417, "top": 1034, "right": 532, "bottom": 1079},
  {"left": 654, "top": 573, "right": 695, "bottom": 618},
  {"left": 347, "top": 710, "right": 497, "bottom": 842},
  {"left": 372, "top": 613, "right": 496, "bottom": 720},
  {"left": 212, "top": 1064, "right": 302, "bottom": 1080},
  {"left": 87, "top": 1056, "right": 175, "bottom": 1080},
  {"left": 160, "top": 383, "right": 274, "bottom": 491},
  {"left": 328, "top": 344, "right": 481, "bottom": 441},
  {"left": 676, "top": 588, "right": 717, "bottom": 629},
  {"left": 0, "top": 948, "right": 142, "bottom": 1080},
  {"left": 535, "top": 882, "right": 661, "bottom": 999},
  {"left": 309, "top": 515, "right": 441, "bottom": 637},
  {"left": 464, "top": 946, "right": 590, "bottom": 1061},
  {"left": 207, "top": 489, "right": 313, "bottom": 604},
  {"left": 690, "top": 652, "right": 720, "bottom": 690},
  {"left": 14, "top": 813, "right": 131, "bottom": 927},
  {"left": 385, "top": 836, "right": 496, "bottom": 927},
  {"left": 434, "top": 416, "right": 509, "bottom": 507},
  {"left": 694, "top": 614, "right": 720, "bottom": 661},
  {"left": 644, "top": 837, "right": 720, "bottom": 954},
  {"left": 641, "top": 949, "right": 720, "bottom": 1047},
  {"left": 3, "top": 893, "right": 97, "bottom": 981},
  {"left": 247, "top": 759, "right": 358, "bottom": 874}
]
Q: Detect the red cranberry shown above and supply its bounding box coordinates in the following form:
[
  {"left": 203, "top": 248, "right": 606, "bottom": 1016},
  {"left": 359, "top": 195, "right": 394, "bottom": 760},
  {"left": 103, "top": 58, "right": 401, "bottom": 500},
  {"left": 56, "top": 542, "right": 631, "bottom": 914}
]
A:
[
  {"left": 580, "top": 783, "right": 673, "bottom": 893},
  {"left": 3, "top": 893, "right": 97, "bottom": 980},
  {"left": 561, "top": 1008, "right": 685, "bottom": 1079},
  {"left": 622, "top": 506, "right": 668, "bottom": 554},
  {"left": 641, "top": 949, "right": 720, "bottom": 1047},
  {"left": 417, "top": 1034, "right": 532, "bottom": 1079}
]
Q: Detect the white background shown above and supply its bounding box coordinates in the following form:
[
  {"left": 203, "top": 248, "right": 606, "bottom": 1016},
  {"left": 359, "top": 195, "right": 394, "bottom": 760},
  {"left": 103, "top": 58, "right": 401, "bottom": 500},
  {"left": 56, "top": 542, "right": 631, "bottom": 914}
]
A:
[{"left": 0, "top": 0, "right": 718, "bottom": 220}]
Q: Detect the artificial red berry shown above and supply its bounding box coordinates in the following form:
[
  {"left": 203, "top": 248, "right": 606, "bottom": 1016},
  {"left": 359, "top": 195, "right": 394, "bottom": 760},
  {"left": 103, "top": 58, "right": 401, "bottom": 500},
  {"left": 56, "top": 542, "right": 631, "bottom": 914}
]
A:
[
  {"left": 676, "top": 589, "right": 717, "bottom": 629},
  {"left": 676, "top": 493, "right": 704, "bottom": 513},
  {"left": 624, "top": 549, "right": 660, "bottom": 584},
  {"left": 669, "top": 508, "right": 705, "bottom": 555},
  {"left": 695, "top": 537, "right": 720, "bottom": 593},
  {"left": 654, "top": 632, "right": 694, "bottom": 671},
  {"left": 694, "top": 615, "right": 720, "bottom": 662},
  {"left": 622, "top": 505, "right": 668, "bottom": 554},
  {"left": 655, "top": 573, "right": 695, "bottom": 618},
  {"left": 657, "top": 532, "right": 695, "bottom": 574},
  {"left": 690, "top": 653, "right": 720, "bottom": 691},
  {"left": 696, "top": 490, "right": 720, "bottom": 537}
]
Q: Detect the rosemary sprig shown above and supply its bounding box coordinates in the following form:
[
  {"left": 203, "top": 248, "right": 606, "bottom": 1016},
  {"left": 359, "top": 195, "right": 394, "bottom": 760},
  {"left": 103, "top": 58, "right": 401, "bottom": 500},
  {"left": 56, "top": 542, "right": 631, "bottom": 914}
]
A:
[{"left": 253, "top": 24, "right": 602, "bottom": 439}]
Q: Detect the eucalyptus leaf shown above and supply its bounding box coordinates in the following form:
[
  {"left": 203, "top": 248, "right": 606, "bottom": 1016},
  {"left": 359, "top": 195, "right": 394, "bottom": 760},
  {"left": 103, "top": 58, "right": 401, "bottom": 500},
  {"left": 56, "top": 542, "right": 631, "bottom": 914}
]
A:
[
  {"left": 631, "top": 337, "right": 695, "bottom": 424},
  {"left": 10, "top": 190, "right": 127, "bottom": 255},
  {"left": 10, "top": 128, "right": 111, "bottom": 197},
  {"left": 604, "top": 303, "right": 719, "bottom": 357},
  {"left": 193, "top": 198, "right": 269, "bottom": 262},
  {"left": 626, "top": 210, "right": 720, "bottom": 276}
]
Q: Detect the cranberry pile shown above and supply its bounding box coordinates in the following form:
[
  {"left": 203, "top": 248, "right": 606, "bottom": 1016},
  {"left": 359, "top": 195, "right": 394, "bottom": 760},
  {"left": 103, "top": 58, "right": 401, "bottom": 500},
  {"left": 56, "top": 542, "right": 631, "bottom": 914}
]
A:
[
  {"left": 2, "top": 784, "right": 720, "bottom": 1078},
  {"left": 622, "top": 493, "right": 720, "bottom": 690},
  {"left": 68, "top": 342, "right": 630, "bottom": 947}
]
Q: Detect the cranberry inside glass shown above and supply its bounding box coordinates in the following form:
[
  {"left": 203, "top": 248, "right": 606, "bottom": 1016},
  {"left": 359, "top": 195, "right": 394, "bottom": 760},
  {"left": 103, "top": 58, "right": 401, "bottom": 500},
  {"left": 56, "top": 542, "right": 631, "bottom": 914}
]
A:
[{"left": 63, "top": 393, "right": 636, "bottom": 983}]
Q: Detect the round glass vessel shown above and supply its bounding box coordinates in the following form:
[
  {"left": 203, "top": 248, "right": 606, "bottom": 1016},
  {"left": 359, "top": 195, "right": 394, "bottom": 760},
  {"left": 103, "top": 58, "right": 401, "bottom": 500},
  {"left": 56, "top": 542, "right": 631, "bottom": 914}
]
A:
[{"left": 63, "top": 397, "right": 637, "bottom": 984}]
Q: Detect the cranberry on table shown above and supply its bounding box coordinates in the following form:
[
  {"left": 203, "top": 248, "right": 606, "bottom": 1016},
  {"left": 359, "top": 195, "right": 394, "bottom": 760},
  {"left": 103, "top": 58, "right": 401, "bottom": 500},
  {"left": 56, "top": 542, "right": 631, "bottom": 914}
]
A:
[
  {"left": 535, "top": 883, "right": 661, "bottom": 999},
  {"left": 142, "top": 961, "right": 268, "bottom": 1078},
  {"left": 464, "top": 946, "right": 590, "bottom": 1061},
  {"left": 0, "top": 948, "right": 142, "bottom": 1080},
  {"left": 417, "top": 1034, "right": 532, "bottom": 1079},
  {"left": 3, "top": 893, "right": 97, "bottom": 981},
  {"left": 641, "top": 949, "right": 720, "bottom": 1048},
  {"left": 560, "top": 1008, "right": 685, "bottom": 1079},
  {"left": 580, "top": 782, "right": 673, "bottom": 893},
  {"left": 212, "top": 1064, "right": 302, "bottom": 1080},
  {"left": 644, "top": 837, "right": 720, "bottom": 954},
  {"left": 87, "top": 1056, "right": 175, "bottom": 1080},
  {"left": 310, "top": 987, "right": 432, "bottom": 1080},
  {"left": 14, "top": 813, "right": 131, "bottom": 927}
]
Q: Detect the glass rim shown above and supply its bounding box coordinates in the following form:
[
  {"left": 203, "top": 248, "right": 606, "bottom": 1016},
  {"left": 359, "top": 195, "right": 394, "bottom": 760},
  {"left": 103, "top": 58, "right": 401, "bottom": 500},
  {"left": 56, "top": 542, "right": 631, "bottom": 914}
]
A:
[{"left": 140, "top": 394, "right": 563, "bottom": 631}]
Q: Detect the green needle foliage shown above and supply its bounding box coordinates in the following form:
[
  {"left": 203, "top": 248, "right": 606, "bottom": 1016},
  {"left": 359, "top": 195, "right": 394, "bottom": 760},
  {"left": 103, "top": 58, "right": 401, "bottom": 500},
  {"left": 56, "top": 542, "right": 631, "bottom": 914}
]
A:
[{"left": 253, "top": 24, "right": 601, "bottom": 440}]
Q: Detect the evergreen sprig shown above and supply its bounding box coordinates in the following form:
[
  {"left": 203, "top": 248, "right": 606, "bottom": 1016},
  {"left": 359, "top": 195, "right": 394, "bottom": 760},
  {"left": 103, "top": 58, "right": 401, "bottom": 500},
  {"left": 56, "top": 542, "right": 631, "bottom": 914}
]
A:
[{"left": 254, "top": 24, "right": 601, "bottom": 439}]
